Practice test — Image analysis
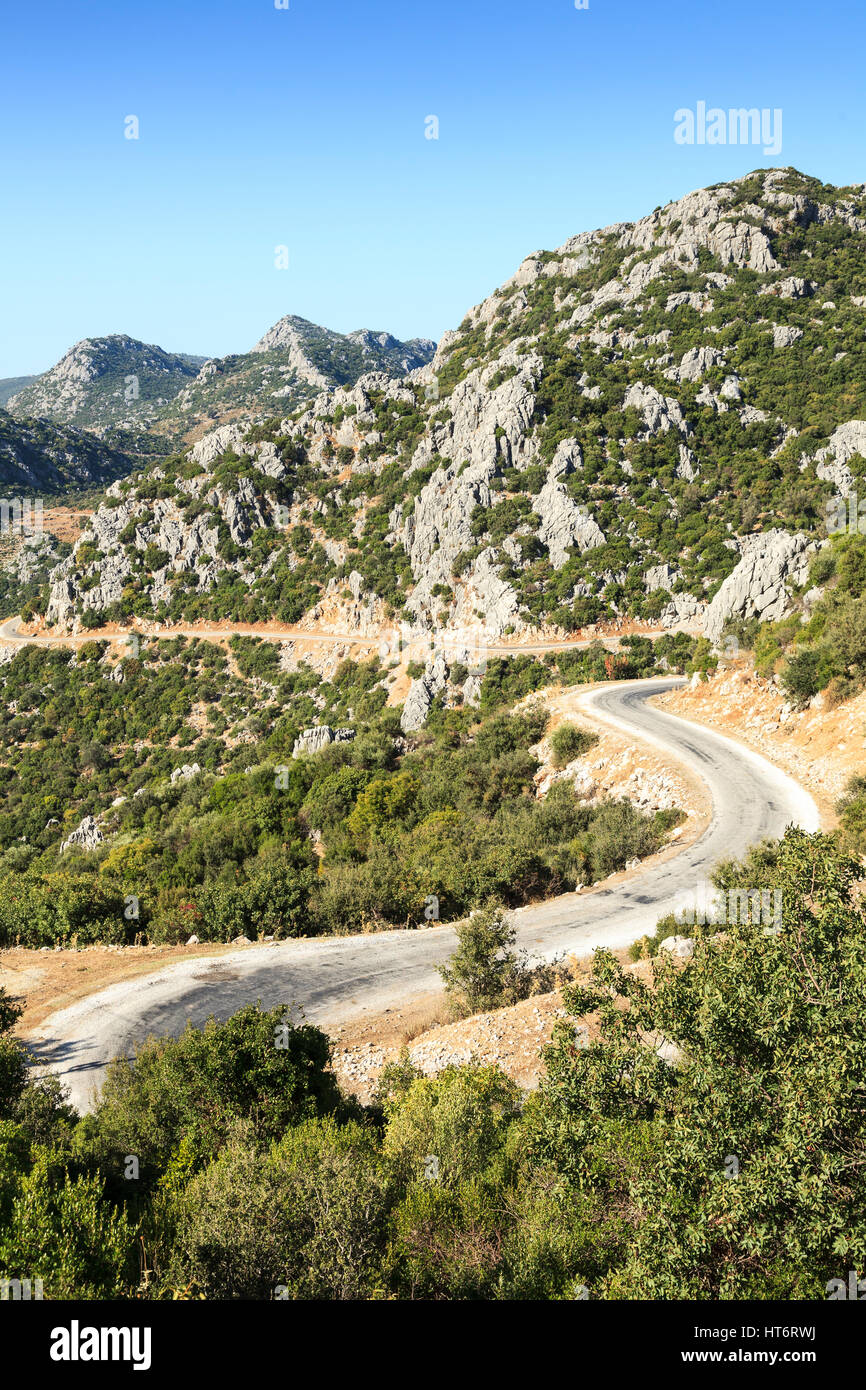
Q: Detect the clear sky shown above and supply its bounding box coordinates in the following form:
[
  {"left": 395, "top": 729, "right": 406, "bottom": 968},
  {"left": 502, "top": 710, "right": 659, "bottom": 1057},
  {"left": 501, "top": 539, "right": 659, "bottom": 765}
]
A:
[{"left": 1, "top": 0, "right": 863, "bottom": 376}]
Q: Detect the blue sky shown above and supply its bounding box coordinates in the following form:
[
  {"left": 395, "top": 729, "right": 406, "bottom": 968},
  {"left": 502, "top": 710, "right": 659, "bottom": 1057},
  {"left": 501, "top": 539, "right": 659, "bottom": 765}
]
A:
[{"left": 1, "top": 0, "right": 863, "bottom": 376}]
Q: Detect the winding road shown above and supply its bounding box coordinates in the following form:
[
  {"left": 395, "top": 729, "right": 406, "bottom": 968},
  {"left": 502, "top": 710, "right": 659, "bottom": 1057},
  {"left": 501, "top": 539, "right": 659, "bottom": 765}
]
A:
[{"left": 28, "top": 676, "right": 820, "bottom": 1114}]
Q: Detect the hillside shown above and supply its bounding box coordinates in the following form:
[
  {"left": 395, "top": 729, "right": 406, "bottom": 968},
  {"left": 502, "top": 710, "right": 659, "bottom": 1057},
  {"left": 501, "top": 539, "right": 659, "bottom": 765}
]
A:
[
  {"left": 0, "top": 375, "right": 38, "bottom": 408},
  {"left": 6, "top": 319, "right": 436, "bottom": 450},
  {"left": 0, "top": 408, "right": 133, "bottom": 492},
  {"left": 7, "top": 335, "right": 206, "bottom": 434},
  {"left": 163, "top": 316, "right": 436, "bottom": 442},
  {"left": 34, "top": 169, "right": 866, "bottom": 661}
]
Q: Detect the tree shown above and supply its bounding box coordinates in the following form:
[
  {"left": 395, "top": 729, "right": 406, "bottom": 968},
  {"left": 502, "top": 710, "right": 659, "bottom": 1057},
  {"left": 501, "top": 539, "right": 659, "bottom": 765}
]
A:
[
  {"left": 0, "top": 987, "right": 26, "bottom": 1119},
  {"left": 549, "top": 722, "right": 598, "bottom": 770},
  {"left": 91, "top": 1004, "right": 345, "bottom": 1178},
  {"left": 438, "top": 904, "right": 530, "bottom": 1015},
  {"left": 169, "top": 1119, "right": 387, "bottom": 1300},
  {"left": 381, "top": 1061, "right": 521, "bottom": 1188},
  {"left": 534, "top": 828, "right": 866, "bottom": 1298},
  {"left": 0, "top": 1156, "right": 136, "bottom": 1299},
  {"left": 345, "top": 770, "right": 419, "bottom": 847}
]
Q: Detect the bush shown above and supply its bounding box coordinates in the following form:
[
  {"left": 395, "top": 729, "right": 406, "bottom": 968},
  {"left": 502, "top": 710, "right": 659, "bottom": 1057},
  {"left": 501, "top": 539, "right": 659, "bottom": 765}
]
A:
[
  {"left": 169, "top": 1118, "right": 386, "bottom": 1300},
  {"left": 437, "top": 904, "right": 559, "bottom": 1017},
  {"left": 381, "top": 1061, "right": 522, "bottom": 1187},
  {"left": 835, "top": 774, "right": 866, "bottom": 857},
  {"left": 90, "top": 1004, "right": 344, "bottom": 1176},
  {"left": 781, "top": 643, "right": 835, "bottom": 704},
  {"left": 549, "top": 722, "right": 599, "bottom": 769},
  {"left": 0, "top": 1158, "right": 137, "bottom": 1299},
  {"left": 536, "top": 828, "right": 866, "bottom": 1298}
]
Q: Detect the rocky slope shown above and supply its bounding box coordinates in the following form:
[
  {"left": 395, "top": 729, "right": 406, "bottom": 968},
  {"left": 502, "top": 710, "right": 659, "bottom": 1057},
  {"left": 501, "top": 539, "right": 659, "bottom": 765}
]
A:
[
  {"left": 35, "top": 169, "right": 866, "bottom": 651},
  {"left": 164, "top": 316, "right": 435, "bottom": 441},
  {"left": 0, "top": 411, "right": 132, "bottom": 617},
  {"left": 8, "top": 319, "right": 436, "bottom": 450},
  {"left": 0, "top": 409, "right": 133, "bottom": 492},
  {"left": 0, "top": 375, "right": 38, "bottom": 408},
  {"left": 7, "top": 336, "right": 206, "bottom": 433}
]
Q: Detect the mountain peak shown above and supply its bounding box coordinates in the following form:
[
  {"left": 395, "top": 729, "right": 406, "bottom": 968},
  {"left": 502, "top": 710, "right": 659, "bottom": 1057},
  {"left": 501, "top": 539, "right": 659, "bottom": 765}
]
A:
[
  {"left": 249, "top": 314, "right": 322, "bottom": 354},
  {"left": 7, "top": 336, "right": 206, "bottom": 433}
]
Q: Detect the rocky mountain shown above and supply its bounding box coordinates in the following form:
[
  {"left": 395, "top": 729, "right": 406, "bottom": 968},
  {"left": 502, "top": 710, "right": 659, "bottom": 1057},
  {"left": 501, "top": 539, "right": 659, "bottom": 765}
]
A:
[
  {"left": 0, "top": 375, "right": 38, "bottom": 408},
  {"left": 8, "top": 319, "right": 435, "bottom": 450},
  {"left": 250, "top": 315, "right": 435, "bottom": 371},
  {"left": 38, "top": 169, "right": 866, "bottom": 651},
  {"left": 165, "top": 316, "right": 436, "bottom": 439},
  {"left": 0, "top": 409, "right": 133, "bottom": 492},
  {"left": 7, "top": 336, "right": 206, "bottom": 433},
  {"left": 0, "top": 409, "right": 133, "bottom": 622}
]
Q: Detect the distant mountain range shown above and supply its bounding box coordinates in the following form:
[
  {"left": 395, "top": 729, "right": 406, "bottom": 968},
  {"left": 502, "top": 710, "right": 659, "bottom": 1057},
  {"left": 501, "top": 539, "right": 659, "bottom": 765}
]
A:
[
  {"left": 5, "top": 317, "right": 436, "bottom": 446},
  {"left": 6, "top": 336, "right": 209, "bottom": 435},
  {"left": 34, "top": 167, "right": 866, "bottom": 652}
]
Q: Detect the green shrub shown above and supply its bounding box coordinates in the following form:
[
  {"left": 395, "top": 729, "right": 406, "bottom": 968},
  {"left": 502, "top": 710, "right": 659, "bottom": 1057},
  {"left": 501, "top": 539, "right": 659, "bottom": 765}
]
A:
[{"left": 549, "top": 722, "right": 599, "bottom": 769}]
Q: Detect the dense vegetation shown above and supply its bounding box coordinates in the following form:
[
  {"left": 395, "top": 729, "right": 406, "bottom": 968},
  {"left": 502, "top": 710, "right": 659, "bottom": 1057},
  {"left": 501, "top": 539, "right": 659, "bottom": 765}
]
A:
[
  {"left": 1, "top": 827, "right": 862, "bottom": 1300},
  {"left": 0, "top": 640, "right": 698, "bottom": 948}
]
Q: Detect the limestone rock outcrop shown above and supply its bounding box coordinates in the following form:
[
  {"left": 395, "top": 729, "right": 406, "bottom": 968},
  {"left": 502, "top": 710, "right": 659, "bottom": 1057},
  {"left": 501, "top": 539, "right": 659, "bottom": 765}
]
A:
[
  {"left": 292, "top": 726, "right": 356, "bottom": 757},
  {"left": 704, "top": 530, "right": 814, "bottom": 643}
]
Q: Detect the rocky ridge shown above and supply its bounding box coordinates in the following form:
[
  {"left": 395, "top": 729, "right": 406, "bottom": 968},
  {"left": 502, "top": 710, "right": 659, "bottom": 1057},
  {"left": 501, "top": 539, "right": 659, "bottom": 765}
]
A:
[
  {"left": 8, "top": 336, "right": 206, "bottom": 433},
  {"left": 6, "top": 319, "right": 435, "bottom": 450},
  {"left": 31, "top": 169, "right": 866, "bottom": 653}
]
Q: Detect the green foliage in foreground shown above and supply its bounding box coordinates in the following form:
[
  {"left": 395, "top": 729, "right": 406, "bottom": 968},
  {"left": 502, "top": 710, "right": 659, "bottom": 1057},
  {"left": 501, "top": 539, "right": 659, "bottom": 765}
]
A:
[
  {"left": 536, "top": 827, "right": 866, "bottom": 1298},
  {"left": 0, "top": 827, "right": 863, "bottom": 1299}
]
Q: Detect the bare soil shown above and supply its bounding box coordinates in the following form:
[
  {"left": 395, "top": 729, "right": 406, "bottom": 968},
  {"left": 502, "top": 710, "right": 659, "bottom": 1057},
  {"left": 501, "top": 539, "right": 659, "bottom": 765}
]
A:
[{"left": 329, "top": 951, "right": 654, "bottom": 1103}]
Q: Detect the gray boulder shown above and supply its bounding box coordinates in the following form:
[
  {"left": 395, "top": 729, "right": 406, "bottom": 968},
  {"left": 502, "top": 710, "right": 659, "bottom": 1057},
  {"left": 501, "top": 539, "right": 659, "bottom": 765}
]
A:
[
  {"left": 665, "top": 345, "right": 725, "bottom": 383},
  {"left": 814, "top": 420, "right": 866, "bottom": 494},
  {"left": 623, "top": 382, "right": 688, "bottom": 435},
  {"left": 60, "top": 815, "right": 103, "bottom": 853},
  {"left": 645, "top": 563, "right": 678, "bottom": 593},
  {"left": 533, "top": 466, "right": 605, "bottom": 568},
  {"left": 773, "top": 325, "right": 804, "bottom": 349},
  {"left": 171, "top": 762, "right": 202, "bottom": 785},
  {"left": 659, "top": 935, "right": 696, "bottom": 959},
  {"left": 292, "top": 726, "right": 355, "bottom": 758},
  {"left": 759, "top": 275, "right": 815, "bottom": 300},
  {"left": 401, "top": 655, "right": 449, "bottom": 733}
]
